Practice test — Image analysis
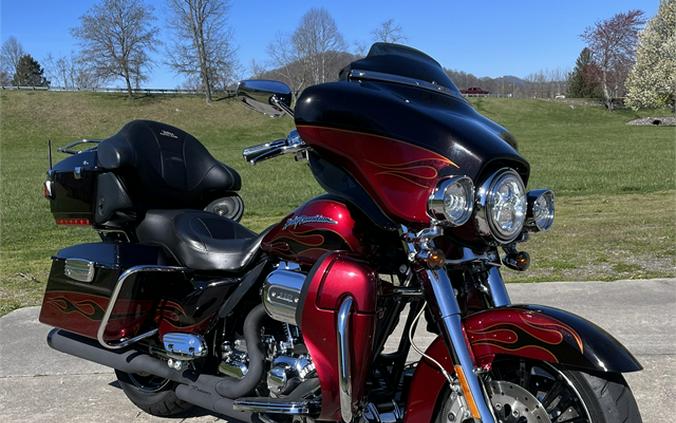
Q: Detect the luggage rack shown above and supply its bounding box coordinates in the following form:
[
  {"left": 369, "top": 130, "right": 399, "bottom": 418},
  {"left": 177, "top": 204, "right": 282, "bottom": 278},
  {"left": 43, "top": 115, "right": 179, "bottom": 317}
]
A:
[
  {"left": 96, "top": 265, "right": 190, "bottom": 350},
  {"left": 57, "top": 139, "right": 102, "bottom": 155}
]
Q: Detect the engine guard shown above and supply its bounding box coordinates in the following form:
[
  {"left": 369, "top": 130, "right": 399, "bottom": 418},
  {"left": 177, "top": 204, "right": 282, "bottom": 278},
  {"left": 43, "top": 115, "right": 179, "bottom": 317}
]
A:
[{"left": 404, "top": 304, "right": 642, "bottom": 423}]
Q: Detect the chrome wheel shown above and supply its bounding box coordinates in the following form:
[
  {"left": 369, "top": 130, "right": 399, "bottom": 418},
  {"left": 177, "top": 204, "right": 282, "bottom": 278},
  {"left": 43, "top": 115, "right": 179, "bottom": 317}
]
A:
[
  {"left": 487, "top": 359, "right": 591, "bottom": 423},
  {"left": 488, "top": 380, "right": 550, "bottom": 422}
]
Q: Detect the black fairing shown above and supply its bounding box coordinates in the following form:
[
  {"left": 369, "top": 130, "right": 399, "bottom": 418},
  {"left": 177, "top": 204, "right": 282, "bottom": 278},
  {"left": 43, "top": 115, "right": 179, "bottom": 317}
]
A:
[
  {"left": 296, "top": 44, "right": 529, "bottom": 184},
  {"left": 97, "top": 120, "right": 241, "bottom": 215}
]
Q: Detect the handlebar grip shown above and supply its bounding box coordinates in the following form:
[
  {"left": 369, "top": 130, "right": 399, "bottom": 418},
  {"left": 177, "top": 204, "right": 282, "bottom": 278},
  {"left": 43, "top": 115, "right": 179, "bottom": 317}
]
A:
[{"left": 242, "top": 139, "right": 286, "bottom": 164}]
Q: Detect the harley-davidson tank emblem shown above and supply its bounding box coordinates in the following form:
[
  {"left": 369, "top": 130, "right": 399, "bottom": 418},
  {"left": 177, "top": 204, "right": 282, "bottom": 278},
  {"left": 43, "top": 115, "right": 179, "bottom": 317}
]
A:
[{"left": 283, "top": 214, "right": 338, "bottom": 230}]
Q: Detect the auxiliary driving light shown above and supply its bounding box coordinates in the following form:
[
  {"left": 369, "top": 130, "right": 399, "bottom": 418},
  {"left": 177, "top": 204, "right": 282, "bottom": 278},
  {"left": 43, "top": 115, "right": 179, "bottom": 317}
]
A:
[
  {"left": 526, "top": 189, "right": 555, "bottom": 232},
  {"left": 428, "top": 175, "right": 475, "bottom": 226}
]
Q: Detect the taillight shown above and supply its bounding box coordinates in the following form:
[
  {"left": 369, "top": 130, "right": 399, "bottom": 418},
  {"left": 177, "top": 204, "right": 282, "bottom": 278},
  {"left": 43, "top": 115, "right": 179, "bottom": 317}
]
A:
[
  {"left": 55, "top": 217, "right": 91, "bottom": 225},
  {"left": 43, "top": 180, "right": 53, "bottom": 199}
]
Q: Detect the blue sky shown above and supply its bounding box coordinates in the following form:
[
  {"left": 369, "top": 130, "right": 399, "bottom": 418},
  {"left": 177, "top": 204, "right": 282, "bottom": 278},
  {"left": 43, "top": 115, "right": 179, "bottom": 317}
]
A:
[{"left": 0, "top": 0, "right": 659, "bottom": 88}]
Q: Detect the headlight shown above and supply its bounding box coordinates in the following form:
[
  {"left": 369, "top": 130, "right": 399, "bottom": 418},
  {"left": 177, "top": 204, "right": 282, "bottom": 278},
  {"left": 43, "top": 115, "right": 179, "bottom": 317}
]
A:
[
  {"left": 428, "top": 175, "right": 475, "bottom": 226},
  {"left": 526, "top": 189, "right": 555, "bottom": 231},
  {"left": 476, "top": 169, "right": 527, "bottom": 243}
]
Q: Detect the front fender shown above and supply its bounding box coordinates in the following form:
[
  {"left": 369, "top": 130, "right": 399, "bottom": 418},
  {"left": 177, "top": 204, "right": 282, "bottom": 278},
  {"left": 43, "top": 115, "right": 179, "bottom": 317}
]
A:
[{"left": 404, "top": 304, "right": 641, "bottom": 423}]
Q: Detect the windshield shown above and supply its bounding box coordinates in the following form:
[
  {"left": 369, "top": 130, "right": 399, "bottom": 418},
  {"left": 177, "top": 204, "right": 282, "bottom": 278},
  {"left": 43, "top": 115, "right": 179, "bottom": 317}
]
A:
[{"left": 340, "top": 42, "right": 461, "bottom": 96}]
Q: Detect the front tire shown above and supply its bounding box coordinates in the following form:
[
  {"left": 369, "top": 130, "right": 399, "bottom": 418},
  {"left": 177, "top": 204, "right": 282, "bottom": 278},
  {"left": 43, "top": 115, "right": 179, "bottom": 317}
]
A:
[
  {"left": 115, "top": 370, "right": 193, "bottom": 417},
  {"left": 435, "top": 358, "right": 641, "bottom": 423}
]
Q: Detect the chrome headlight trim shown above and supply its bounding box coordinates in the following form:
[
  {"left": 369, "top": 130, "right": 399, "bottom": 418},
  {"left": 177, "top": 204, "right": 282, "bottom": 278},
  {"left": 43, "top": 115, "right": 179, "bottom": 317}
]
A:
[
  {"left": 526, "top": 189, "right": 555, "bottom": 232},
  {"left": 427, "top": 175, "right": 475, "bottom": 226},
  {"left": 475, "top": 168, "right": 527, "bottom": 243}
]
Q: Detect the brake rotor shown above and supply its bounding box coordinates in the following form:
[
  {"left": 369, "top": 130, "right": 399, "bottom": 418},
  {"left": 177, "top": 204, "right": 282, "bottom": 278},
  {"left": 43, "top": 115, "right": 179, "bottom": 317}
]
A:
[{"left": 487, "top": 380, "right": 550, "bottom": 423}]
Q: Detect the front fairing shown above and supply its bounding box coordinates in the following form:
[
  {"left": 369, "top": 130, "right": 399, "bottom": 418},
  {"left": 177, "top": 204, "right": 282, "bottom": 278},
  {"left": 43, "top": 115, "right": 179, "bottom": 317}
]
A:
[{"left": 295, "top": 79, "right": 529, "bottom": 225}]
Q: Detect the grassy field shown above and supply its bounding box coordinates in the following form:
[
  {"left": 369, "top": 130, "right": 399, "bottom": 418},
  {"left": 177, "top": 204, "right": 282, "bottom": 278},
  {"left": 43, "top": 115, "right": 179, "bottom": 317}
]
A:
[{"left": 0, "top": 91, "right": 674, "bottom": 315}]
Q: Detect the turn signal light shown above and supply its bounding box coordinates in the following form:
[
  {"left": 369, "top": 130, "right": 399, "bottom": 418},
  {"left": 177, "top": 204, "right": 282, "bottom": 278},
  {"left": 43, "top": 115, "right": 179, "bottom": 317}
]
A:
[
  {"left": 503, "top": 251, "right": 530, "bottom": 271},
  {"left": 416, "top": 248, "right": 446, "bottom": 268},
  {"left": 56, "top": 218, "right": 91, "bottom": 226}
]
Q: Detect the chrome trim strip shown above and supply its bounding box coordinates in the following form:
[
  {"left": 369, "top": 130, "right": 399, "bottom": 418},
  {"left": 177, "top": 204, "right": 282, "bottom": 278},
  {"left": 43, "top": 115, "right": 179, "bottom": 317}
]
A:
[
  {"left": 97, "top": 265, "right": 189, "bottom": 350},
  {"left": 486, "top": 266, "right": 511, "bottom": 307},
  {"left": 64, "top": 258, "right": 96, "bottom": 283},
  {"left": 232, "top": 398, "right": 311, "bottom": 414},
  {"left": 337, "top": 296, "right": 354, "bottom": 422},
  {"left": 348, "top": 69, "right": 466, "bottom": 101}
]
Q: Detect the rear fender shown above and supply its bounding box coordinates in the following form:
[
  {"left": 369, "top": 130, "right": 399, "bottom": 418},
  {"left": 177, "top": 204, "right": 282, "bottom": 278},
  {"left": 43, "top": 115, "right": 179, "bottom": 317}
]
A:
[{"left": 404, "top": 304, "right": 642, "bottom": 423}]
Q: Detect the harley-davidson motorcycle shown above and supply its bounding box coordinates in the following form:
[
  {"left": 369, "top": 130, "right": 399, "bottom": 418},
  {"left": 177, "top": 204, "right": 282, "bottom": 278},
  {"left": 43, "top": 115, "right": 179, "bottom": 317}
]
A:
[{"left": 39, "top": 44, "right": 642, "bottom": 422}]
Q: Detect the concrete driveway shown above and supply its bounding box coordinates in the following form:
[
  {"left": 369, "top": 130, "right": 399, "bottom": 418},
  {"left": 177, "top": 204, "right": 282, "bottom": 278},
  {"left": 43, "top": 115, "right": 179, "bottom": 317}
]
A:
[{"left": 1, "top": 278, "right": 674, "bottom": 423}]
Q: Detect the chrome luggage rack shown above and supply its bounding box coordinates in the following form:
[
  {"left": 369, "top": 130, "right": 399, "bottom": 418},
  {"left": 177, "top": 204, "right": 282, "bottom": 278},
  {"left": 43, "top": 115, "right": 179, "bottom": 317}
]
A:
[
  {"left": 57, "top": 139, "right": 102, "bottom": 155},
  {"left": 96, "top": 265, "right": 190, "bottom": 350}
]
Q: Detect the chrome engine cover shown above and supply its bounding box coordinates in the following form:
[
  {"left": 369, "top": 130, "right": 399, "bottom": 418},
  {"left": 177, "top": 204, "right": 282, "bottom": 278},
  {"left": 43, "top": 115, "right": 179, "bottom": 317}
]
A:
[
  {"left": 162, "top": 333, "right": 207, "bottom": 360},
  {"left": 262, "top": 266, "right": 306, "bottom": 325},
  {"left": 267, "top": 355, "right": 315, "bottom": 397}
]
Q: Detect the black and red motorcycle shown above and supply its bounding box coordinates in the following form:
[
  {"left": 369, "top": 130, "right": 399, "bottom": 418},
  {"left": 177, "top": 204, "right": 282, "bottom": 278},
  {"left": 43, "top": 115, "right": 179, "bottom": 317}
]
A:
[{"left": 40, "top": 43, "right": 642, "bottom": 423}]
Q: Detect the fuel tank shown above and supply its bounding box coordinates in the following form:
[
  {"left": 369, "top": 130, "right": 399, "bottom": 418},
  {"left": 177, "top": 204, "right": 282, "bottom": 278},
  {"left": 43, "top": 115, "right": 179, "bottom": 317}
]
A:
[
  {"left": 261, "top": 196, "right": 366, "bottom": 266},
  {"left": 295, "top": 43, "right": 529, "bottom": 226}
]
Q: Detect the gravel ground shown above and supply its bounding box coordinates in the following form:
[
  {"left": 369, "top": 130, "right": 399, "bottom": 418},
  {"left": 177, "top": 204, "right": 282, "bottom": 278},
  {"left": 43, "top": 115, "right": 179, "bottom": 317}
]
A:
[{"left": 627, "top": 116, "right": 676, "bottom": 126}]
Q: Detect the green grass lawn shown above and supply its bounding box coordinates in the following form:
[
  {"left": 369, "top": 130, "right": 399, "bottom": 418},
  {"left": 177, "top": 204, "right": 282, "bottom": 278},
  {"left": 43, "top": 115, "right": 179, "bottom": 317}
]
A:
[{"left": 0, "top": 91, "right": 674, "bottom": 315}]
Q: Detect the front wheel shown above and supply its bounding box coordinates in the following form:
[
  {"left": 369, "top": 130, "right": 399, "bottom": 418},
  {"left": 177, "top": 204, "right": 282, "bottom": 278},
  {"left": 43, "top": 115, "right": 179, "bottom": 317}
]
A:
[
  {"left": 435, "top": 358, "right": 641, "bottom": 423},
  {"left": 114, "top": 370, "right": 193, "bottom": 417}
]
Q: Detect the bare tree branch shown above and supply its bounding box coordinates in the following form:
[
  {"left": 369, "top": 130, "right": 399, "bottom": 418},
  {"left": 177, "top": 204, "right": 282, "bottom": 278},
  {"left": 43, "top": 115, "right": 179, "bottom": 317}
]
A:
[
  {"left": 71, "top": 0, "right": 157, "bottom": 97},
  {"left": 1, "top": 36, "right": 25, "bottom": 76},
  {"left": 372, "top": 19, "right": 406, "bottom": 44},
  {"left": 166, "top": 0, "right": 238, "bottom": 102},
  {"left": 267, "top": 7, "right": 346, "bottom": 94}
]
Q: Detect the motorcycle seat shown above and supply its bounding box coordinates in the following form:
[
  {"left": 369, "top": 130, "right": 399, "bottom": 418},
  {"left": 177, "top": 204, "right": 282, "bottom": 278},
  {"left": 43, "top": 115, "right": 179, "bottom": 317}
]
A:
[{"left": 136, "top": 210, "right": 264, "bottom": 272}]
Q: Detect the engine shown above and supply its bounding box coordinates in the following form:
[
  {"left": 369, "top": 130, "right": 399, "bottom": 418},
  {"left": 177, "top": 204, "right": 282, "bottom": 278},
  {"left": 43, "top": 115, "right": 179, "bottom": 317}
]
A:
[{"left": 217, "top": 263, "right": 318, "bottom": 417}]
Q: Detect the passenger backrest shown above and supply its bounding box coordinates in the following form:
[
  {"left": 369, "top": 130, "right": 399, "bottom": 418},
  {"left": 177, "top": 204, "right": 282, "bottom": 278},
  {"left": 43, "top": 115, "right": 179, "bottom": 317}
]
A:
[{"left": 96, "top": 120, "right": 241, "bottom": 213}]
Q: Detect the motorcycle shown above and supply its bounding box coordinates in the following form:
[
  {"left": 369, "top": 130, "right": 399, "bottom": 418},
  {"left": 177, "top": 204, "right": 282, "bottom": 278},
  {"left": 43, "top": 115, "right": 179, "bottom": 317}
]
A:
[{"left": 39, "top": 43, "right": 642, "bottom": 422}]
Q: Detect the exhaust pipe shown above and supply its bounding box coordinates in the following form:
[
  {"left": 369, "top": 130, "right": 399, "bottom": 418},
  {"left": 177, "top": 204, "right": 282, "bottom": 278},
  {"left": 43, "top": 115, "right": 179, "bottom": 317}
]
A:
[{"left": 47, "top": 329, "right": 252, "bottom": 422}]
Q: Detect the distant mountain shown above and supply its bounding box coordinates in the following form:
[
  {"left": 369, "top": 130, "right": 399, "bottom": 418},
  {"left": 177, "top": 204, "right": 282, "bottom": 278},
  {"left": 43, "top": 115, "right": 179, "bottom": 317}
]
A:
[{"left": 255, "top": 50, "right": 566, "bottom": 98}]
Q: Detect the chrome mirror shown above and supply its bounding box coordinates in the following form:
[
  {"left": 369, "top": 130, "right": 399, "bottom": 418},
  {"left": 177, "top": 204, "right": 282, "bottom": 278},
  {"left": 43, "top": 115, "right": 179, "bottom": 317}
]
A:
[{"left": 236, "top": 80, "right": 293, "bottom": 118}]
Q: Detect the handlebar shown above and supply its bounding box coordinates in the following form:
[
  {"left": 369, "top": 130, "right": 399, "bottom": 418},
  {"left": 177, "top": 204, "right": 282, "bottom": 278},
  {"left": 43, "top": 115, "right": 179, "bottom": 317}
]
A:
[{"left": 242, "top": 130, "right": 307, "bottom": 165}]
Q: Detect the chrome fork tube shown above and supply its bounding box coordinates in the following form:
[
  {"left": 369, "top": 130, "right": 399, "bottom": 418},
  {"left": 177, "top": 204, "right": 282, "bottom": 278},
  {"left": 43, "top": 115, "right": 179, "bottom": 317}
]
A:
[
  {"left": 486, "top": 266, "right": 511, "bottom": 307},
  {"left": 419, "top": 268, "right": 496, "bottom": 423}
]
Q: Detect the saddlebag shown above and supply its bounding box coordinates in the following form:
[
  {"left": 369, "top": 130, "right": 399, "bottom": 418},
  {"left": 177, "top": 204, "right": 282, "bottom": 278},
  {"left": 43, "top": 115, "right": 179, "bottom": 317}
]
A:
[
  {"left": 39, "top": 242, "right": 240, "bottom": 343},
  {"left": 39, "top": 242, "right": 177, "bottom": 342}
]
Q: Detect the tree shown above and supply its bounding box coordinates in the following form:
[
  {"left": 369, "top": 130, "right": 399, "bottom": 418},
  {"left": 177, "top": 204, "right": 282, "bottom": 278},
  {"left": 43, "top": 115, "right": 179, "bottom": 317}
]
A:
[
  {"left": 581, "top": 10, "right": 645, "bottom": 110},
  {"left": 268, "top": 7, "right": 346, "bottom": 93},
  {"left": 1, "top": 36, "right": 25, "bottom": 76},
  {"left": 44, "top": 53, "right": 99, "bottom": 89},
  {"left": 372, "top": 19, "right": 406, "bottom": 43},
  {"left": 72, "top": 0, "right": 157, "bottom": 97},
  {"left": 11, "top": 54, "right": 49, "bottom": 87},
  {"left": 625, "top": 0, "right": 676, "bottom": 110},
  {"left": 167, "top": 0, "right": 238, "bottom": 102},
  {"left": 567, "top": 48, "right": 602, "bottom": 98},
  {"left": 0, "top": 70, "right": 10, "bottom": 85}
]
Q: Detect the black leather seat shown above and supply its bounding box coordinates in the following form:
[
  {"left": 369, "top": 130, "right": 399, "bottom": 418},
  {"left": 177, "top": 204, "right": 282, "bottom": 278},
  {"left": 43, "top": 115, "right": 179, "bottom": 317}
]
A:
[
  {"left": 136, "top": 210, "right": 264, "bottom": 272},
  {"left": 97, "top": 120, "right": 241, "bottom": 211}
]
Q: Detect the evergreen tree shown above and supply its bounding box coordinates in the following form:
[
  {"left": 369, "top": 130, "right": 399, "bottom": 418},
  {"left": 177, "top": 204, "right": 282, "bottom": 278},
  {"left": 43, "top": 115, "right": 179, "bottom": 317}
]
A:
[
  {"left": 567, "top": 48, "right": 601, "bottom": 98},
  {"left": 625, "top": 0, "right": 676, "bottom": 110},
  {"left": 11, "top": 54, "right": 49, "bottom": 87}
]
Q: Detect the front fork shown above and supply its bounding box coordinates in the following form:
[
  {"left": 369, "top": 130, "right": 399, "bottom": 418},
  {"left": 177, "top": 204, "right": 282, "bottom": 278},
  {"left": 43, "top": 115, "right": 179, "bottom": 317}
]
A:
[{"left": 402, "top": 225, "right": 499, "bottom": 423}]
